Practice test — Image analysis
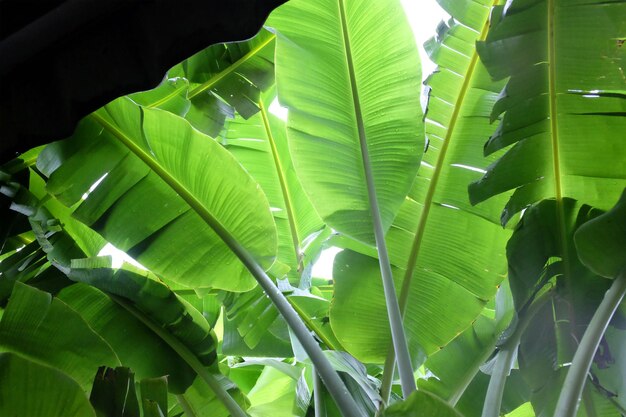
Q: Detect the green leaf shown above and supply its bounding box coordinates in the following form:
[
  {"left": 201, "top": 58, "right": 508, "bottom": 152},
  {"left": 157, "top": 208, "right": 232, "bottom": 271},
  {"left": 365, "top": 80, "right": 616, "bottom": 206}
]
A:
[
  {"left": 329, "top": 0, "right": 512, "bottom": 376},
  {"left": 246, "top": 366, "right": 304, "bottom": 417},
  {"left": 0, "top": 282, "right": 119, "bottom": 390},
  {"left": 418, "top": 315, "right": 498, "bottom": 405},
  {"left": 140, "top": 376, "right": 169, "bottom": 417},
  {"left": 0, "top": 352, "right": 96, "bottom": 417},
  {"left": 469, "top": 0, "right": 626, "bottom": 223},
  {"left": 504, "top": 403, "right": 535, "bottom": 417},
  {"left": 330, "top": 249, "right": 484, "bottom": 363},
  {"left": 68, "top": 260, "right": 218, "bottom": 369},
  {"left": 382, "top": 390, "right": 464, "bottom": 417},
  {"left": 169, "top": 29, "right": 276, "bottom": 120},
  {"left": 133, "top": 29, "right": 277, "bottom": 138},
  {"left": 220, "top": 97, "right": 324, "bottom": 281},
  {"left": 171, "top": 374, "right": 249, "bottom": 417},
  {"left": 574, "top": 189, "right": 626, "bottom": 278},
  {"left": 89, "top": 367, "right": 140, "bottom": 417},
  {"left": 58, "top": 283, "right": 197, "bottom": 394},
  {"left": 268, "top": 0, "right": 424, "bottom": 245},
  {"left": 220, "top": 286, "right": 292, "bottom": 356},
  {"left": 39, "top": 98, "right": 277, "bottom": 292}
]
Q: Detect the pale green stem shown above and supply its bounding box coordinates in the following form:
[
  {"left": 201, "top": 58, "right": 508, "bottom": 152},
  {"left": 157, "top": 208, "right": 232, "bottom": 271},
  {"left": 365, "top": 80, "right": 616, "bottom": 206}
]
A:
[
  {"left": 481, "top": 342, "right": 517, "bottom": 417},
  {"left": 176, "top": 394, "right": 196, "bottom": 417},
  {"left": 482, "top": 291, "right": 553, "bottom": 417},
  {"left": 554, "top": 270, "right": 626, "bottom": 417},
  {"left": 91, "top": 113, "right": 362, "bottom": 417},
  {"left": 259, "top": 99, "right": 303, "bottom": 273},
  {"left": 110, "top": 295, "right": 247, "bottom": 417},
  {"left": 335, "top": 0, "right": 415, "bottom": 397},
  {"left": 314, "top": 367, "right": 327, "bottom": 417},
  {"left": 378, "top": 0, "right": 500, "bottom": 401}
]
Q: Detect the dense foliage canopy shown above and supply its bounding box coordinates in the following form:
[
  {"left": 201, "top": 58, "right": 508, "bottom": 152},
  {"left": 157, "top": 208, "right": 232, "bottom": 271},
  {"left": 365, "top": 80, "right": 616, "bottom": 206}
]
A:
[{"left": 0, "top": 0, "right": 624, "bottom": 416}]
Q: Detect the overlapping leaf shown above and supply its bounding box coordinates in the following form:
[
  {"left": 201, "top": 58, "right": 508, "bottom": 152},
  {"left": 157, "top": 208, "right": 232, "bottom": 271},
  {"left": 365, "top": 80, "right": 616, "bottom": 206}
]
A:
[
  {"left": 38, "top": 98, "right": 277, "bottom": 292},
  {"left": 0, "top": 283, "right": 120, "bottom": 389},
  {"left": 268, "top": 0, "right": 424, "bottom": 245},
  {"left": 132, "top": 29, "right": 276, "bottom": 138},
  {"left": 1, "top": 170, "right": 221, "bottom": 394},
  {"left": 469, "top": 0, "right": 626, "bottom": 223},
  {"left": 0, "top": 352, "right": 97, "bottom": 417},
  {"left": 501, "top": 198, "right": 625, "bottom": 417},
  {"left": 219, "top": 99, "right": 324, "bottom": 281},
  {"left": 329, "top": 0, "right": 511, "bottom": 363}
]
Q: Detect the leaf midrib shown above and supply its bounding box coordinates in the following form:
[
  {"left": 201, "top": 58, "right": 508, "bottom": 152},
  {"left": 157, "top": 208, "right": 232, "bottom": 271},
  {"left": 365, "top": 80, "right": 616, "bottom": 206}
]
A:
[
  {"left": 259, "top": 99, "right": 303, "bottom": 272},
  {"left": 336, "top": 0, "right": 417, "bottom": 396},
  {"left": 547, "top": 0, "right": 570, "bottom": 280},
  {"left": 146, "top": 33, "right": 275, "bottom": 109},
  {"left": 188, "top": 34, "right": 276, "bottom": 100},
  {"left": 398, "top": 0, "right": 501, "bottom": 313},
  {"left": 90, "top": 109, "right": 240, "bottom": 260}
]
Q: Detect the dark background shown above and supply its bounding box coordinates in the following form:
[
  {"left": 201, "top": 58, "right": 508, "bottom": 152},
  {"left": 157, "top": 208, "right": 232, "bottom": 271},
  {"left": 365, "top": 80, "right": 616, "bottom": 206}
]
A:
[{"left": 0, "top": 0, "right": 286, "bottom": 162}]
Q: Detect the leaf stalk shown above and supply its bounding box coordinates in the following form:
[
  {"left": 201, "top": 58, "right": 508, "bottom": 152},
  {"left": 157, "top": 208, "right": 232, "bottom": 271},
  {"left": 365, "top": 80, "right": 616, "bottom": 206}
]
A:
[
  {"left": 482, "top": 290, "right": 553, "bottom": 417},
  {"left": 554, "top": 269, "right": 626, "bottom": 417},
  {"left": 110, "top": 295, "right": 247, "bottom": 417},
  {"left": 335, "top": 0, "right": 415, "bottom": 398},
  {"left": 91, "top": 112, "right": 362, "bottom": 417}
]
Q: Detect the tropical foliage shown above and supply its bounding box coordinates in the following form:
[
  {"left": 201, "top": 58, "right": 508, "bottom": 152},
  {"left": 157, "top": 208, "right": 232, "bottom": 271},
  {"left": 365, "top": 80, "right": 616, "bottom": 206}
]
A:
[{"left": 0, "top": 0, "right": 624, "bottom": 416}]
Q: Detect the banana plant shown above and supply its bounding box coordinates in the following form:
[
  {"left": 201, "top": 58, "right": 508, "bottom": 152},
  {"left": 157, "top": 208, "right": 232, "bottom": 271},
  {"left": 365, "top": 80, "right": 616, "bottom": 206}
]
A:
[
  {"left": 467, "top": 0, "right": 626, "bottom": 415},
  {"left": 267, "top": 0, "right": 424, "bottom": 397},
  {"left": 555, "top": 191, "right": 626, "bottom": 417},
  {"left": 0, "top": 169, "right": 248, "bottom": 416},
  {"left": 1, "top": 0, "right": 625, "bottom": 416}
]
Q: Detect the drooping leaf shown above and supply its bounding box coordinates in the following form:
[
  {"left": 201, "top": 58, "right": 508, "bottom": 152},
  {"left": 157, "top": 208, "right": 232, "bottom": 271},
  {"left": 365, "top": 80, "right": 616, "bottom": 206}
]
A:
[
  {"left": 268, "top": 0, "right": 424, "bottom": 245},
  {"left": 505, "top": 198, "right": 612, "bottom": 316},
  {"left": 68, "top": 259, "right": 218, "bottom": 369},
  {"left": 58, "top": 283, "right": 197, "bottom": 394},
  {"left": 518, "top": 300, "right": 623, "bottom": 417},
  {"left": 132, "top": 29, "right": 277, "bottom": 138},
  {"left": 574, "top": 189, "right": 626, "bottom": 279},
  {"left": 469, "top": 0, "right": 626, "bottom": 223},
  {"left": 38, "top": 98, "right": 277, "bottom": 292},
  {"left": 501, "top": 197, "right": 625, "bottom": 417},
  {"left": 2, "top": 170, "right": 214, "bottom": 394},
  {"left": 0, "top": 282, "right": 119, "bottom": 390},
  {"left": 0, "top": 352, "right": 96, "bottom": 417}
]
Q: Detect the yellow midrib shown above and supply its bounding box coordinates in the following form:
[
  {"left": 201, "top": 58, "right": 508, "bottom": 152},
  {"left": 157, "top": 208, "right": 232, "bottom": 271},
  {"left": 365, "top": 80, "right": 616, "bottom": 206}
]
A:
[
  {"left": 547, "top": 0, "right": 570, "bottom": 278},
  {"left": 147, "top": 33, "right": 276, "bottom": 109},
  {"left": 259, "top": 100, "right": 303, "bottom": 272},
  {"left": 398, "top": 1, "right": 501, "bottom": 312}
]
